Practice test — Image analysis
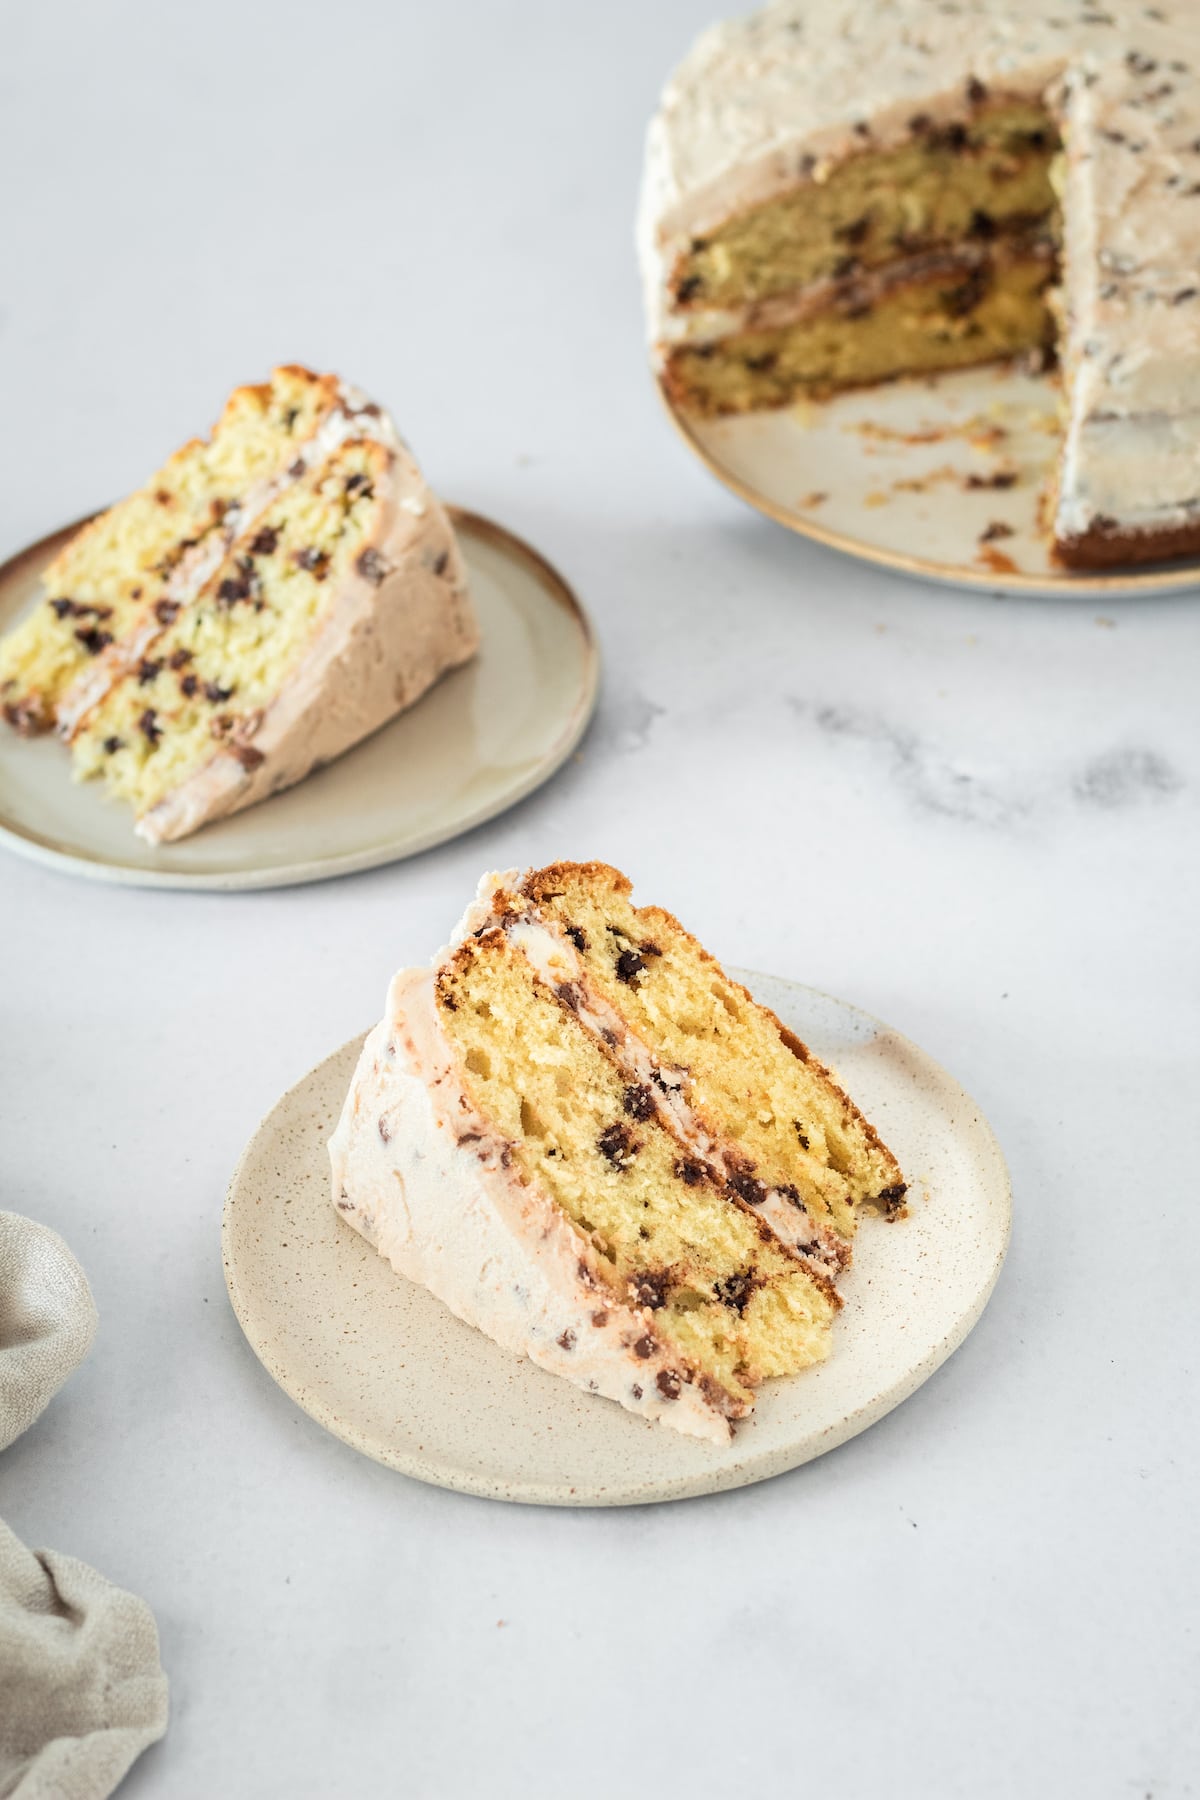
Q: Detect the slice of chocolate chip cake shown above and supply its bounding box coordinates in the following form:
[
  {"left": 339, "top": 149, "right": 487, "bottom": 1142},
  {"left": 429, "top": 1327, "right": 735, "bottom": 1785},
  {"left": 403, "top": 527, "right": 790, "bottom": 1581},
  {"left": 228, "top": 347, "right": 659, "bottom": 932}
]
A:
[
  {"left": 329, "top": 862, "right": 905, "bottom": 1443},
  {"left": 0, "top": 365, "right": 478, "bottom": 841}
]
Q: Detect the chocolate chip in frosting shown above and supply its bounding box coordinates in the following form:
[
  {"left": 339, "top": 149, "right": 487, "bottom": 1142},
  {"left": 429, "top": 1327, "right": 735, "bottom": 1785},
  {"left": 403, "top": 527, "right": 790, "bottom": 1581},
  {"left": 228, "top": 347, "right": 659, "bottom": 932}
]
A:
[
  {"left": 632, "top": 1335, "right": 655, "bottom": 1360},
  {"left": 356, "top": 548, "right": 388, "bottom": 586},
  {"left": 228, "top": 743, "right": 265, "bottom": 771},
  {"left": 557, "top": 1329, "right": 576, "bottom": 1351},
  {"left": 727, "top": 1170, "right": 768, "bottom": 1208},
  {"left": 656, "top": 1369, "right": 682, "bottom": 1400}
]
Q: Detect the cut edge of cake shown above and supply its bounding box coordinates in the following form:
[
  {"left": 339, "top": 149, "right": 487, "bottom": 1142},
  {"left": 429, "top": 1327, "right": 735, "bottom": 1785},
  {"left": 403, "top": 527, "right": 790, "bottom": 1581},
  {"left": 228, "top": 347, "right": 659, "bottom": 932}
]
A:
[{"left": 329, "top": 863, "right": 907, "bottom": 1443}]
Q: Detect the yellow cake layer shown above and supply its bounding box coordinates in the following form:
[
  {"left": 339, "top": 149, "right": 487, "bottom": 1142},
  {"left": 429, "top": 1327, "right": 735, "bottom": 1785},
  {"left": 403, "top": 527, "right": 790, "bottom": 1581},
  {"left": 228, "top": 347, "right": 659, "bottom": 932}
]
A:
[
  {"left": 521, "top": 863, "right": 905, "bottom": 1236},
  {"left": 670, "top": 102, "right": 1058, "bottom": 312},
  {"left": 0, "top": 368, "right": 336, "bottom": 732},
  {"left": 69, "top": 439, "right": 384, "bottom": 817},
  {"left": 664, "top": 246, "right": 1054, "bottom": 417},
  {"left": 436, "top": 931, "right": 837, "bottom": 1406}
]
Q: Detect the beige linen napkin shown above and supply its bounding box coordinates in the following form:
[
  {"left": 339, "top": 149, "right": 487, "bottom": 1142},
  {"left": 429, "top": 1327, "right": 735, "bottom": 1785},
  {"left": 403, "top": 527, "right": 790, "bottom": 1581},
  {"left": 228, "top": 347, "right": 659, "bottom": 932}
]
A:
[{"left": 0, "top": 1212, "right": 168, "bottom": 1799}]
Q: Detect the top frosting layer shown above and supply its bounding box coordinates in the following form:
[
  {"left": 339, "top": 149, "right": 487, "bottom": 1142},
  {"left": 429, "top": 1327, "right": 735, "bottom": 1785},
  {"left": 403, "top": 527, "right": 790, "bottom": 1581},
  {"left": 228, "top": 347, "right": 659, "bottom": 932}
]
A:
[{"left": 640, "top": 2, "right": 1200, "bottom": 535}]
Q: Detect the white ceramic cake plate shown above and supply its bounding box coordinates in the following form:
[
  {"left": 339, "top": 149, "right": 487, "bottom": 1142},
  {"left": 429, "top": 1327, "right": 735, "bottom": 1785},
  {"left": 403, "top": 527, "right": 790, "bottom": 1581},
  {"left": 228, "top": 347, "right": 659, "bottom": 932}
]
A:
[
  {"left": 223, "top": 971, "right": 1012, "bottom": 1507},
  {"left": 0, "top": 510, "right": 598, "bottom": 891},
  {"left": 663, "top": 363, "right": 1200, "bottom": 599}
]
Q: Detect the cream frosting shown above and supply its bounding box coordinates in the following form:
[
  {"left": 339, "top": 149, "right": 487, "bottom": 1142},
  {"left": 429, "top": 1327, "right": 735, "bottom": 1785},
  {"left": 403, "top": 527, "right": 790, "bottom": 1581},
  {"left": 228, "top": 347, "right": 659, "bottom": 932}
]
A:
[
  {"left": 329, "top": 969, "right": 736, "bottom": 1445},
  {"left": 638, "top": 1, "right": 1200, "bottom": 544}
]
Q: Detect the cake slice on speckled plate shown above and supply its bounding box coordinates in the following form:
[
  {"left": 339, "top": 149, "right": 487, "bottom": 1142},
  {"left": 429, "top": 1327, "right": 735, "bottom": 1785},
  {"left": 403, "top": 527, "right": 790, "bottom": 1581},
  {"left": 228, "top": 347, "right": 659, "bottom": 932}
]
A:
[{"left": 329, "top": 863, "right": 906, "bottom": 1443}]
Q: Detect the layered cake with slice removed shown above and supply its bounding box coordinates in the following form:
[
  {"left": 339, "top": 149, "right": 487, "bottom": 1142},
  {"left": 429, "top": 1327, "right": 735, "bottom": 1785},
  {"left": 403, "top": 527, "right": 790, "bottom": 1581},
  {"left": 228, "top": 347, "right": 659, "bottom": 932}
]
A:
[
  {"left": 329, "top": 862, "right": 906, "bottom": 1443},
  {"left": 639, "top": 1, "right": 1200, "bottom": 568},
  {"left": 0, "top": 366, "right": 478, "bottom": 840}
]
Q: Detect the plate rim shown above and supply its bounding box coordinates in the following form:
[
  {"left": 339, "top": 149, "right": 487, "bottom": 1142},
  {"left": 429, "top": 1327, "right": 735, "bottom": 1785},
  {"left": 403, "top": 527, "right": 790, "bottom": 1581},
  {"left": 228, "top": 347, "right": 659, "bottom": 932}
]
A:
[
  {"left": 221, "top": 972, "right": 1013, "bottom": 1507},
  {"left": 0, "top": 506, "right": 600, "bottom": 892},
  {"left": 657, "top": 375, "right": 1200, "bottom": 600}
]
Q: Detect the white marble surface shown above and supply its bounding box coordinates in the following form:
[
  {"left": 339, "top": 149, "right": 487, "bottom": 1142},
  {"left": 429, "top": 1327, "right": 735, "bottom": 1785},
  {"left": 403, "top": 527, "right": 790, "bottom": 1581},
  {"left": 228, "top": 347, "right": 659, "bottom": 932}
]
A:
[{"left": 1, "top": 3, "right": 1198, "bottom": 1795}]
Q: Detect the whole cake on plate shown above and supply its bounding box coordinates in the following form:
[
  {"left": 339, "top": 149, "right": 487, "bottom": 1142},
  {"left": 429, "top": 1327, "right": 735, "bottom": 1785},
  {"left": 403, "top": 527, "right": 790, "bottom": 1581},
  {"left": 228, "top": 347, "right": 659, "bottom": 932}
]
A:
[
  {"left": 0, "top": 366, "right": 478, "bottom": 841},
  {"left": 329, "top": 862, "right": 905, "bottom": 1443},
  {"left": 638, "top": 1, "right": 1200, "bottom": 568}
]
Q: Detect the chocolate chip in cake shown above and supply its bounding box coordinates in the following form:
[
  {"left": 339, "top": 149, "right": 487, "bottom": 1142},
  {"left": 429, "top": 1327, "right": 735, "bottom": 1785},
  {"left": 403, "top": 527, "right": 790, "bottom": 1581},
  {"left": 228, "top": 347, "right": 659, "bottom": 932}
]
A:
[
  {"left": 793, "top": 1121, "right": 811, "bottom": 1150},
  {"left": 217, "top": 574, "right": 253, "bottom": 607},
  {"left": 632, "top": 1335, "right": 655, "bottom": 1360},
  {"left": 138, "top": 708, "right": 161, "bottom": 745},
  {"left": 980, "top": 520, "right": 1015, "bottom": 542},
  {"left": 432, "top": 550, "right": 449, "bottom": 577},
  {"left": 154, "top": 599, "right": 180, "bottom": 625},
  {"left": 288, "top": 458, "right": 306, "bottom": 478},
  {"left": 944, "top": 267, "right": 989, "bottom": 318},
  {"left": 597, "top": 1121, "right": 637, "bottom": 1167},
  {"left": 631, "top": 1272, "right": 669, "bottom": 1310},
  {"left": 49, "top": 597, "right": 77, "bottom": 618},
  {"left": 623, "top": 1083, "right": 656, "bottom": 1122},
  {"left": 557, "top": 1329, "right": 576, "bottom": 1351},
  {"left": 564, "top": 924, "right": 588, "bottom": 952},
  {"left": 154, "top": 488, "right": 172, "bottom": 505},
  {"left": 715, "top": 1270, "right": 756, "bottom": 1315},
  {"left": 102, "top": 735, "right": 122, "bottom": 755},
  {"left": 745, "top": 352, "right": 779, "bottom": 374},
  {"left": 835, "top": 215, "right": 871, "bottom": 246},
  {"left": 204, "top": 681, "right": 234, "bottom": 704},
  {"left": 674, "top": 1156, "right": 706, "bottom": 1187},
  {"left": 344, "top": 472, "right": 368, "bottom": 493},
  {"left": 136, "top": 658, "right": 162, "bottom": 686},
  {"left": 168, "top": 648, "right": 193, "bottom": 669},
  {"left": 969, "top": 208, "right": 997, "bottom": 240},
  {"left": 656, "top": 1368, "right": 682, "bottom": 1400},
  {"left": 555, "top": 981, "right": 582, "bottom": 1011},
  {"left": 356, "top": 548, "right": 388, "bottom": 586},
  {"left": 293, "top": 547, "right": 329, "bottom": 579},
  {"left": 1126, "top": 49, "right": 1157, "bottom": 74},
  {"left": 180, "top": 673, "right": 199, "bottom": 697},
  {"left": 676, "top": 274, "right": 704, "bottom": 303},
  {"left": 965, "top": 75, "right": 988, "bottom": 104},
  {"left": 249, "top": 526, "right": 279, "bottom": 556},
  {"left": 74, "top": 626, "right": 113, "bottom": 655},
  {"left": 1173, "top": 287, "right": 1199, "bottom": 304},
  {"left": 615, "top": 948, "right": 646, "bottom": 985},
  {"left": 639, "top": 941, "right": 662, "bottom": 957},
  {"left": 727, "top": 1170, "right": 768, "bottom": 1208}
]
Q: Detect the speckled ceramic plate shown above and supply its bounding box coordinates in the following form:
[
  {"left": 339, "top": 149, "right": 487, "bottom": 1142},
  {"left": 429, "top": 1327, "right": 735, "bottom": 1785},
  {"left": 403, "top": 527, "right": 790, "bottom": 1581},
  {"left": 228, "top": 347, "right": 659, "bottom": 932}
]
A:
[
  {"left": 0, "top": 509, "right": 598, "bottom": 890},
  {"left": 663, "top": 363, "right": 1200, "bottom": 598},
  {"left": 223, "top": 972, "right": 1011, "bottom": 1506}
]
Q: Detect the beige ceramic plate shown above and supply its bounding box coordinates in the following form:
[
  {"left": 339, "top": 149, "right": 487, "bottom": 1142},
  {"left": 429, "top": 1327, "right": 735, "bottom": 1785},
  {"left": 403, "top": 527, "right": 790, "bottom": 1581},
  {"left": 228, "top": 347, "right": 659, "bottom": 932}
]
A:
[
  {"left": 223, "top": 972, "right": 1011, "bottom": 1507},
  {"left": 0, "top": 510, "right": 598, "bottom": 890},
  {"left": 664, "top": 364, "right": 1200, "bottom": 598}
]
